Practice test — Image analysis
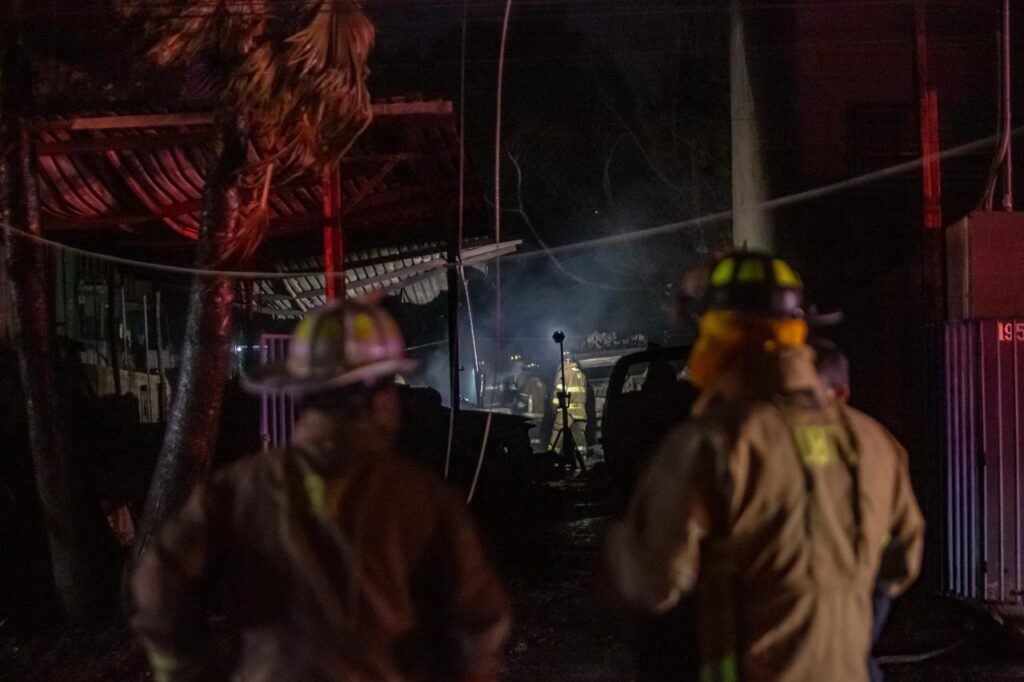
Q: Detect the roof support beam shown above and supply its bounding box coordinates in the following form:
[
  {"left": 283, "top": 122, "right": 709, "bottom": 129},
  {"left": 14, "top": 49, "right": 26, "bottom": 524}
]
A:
[{"left": 32, "top": 101, "right": 453, "bottom": 133}]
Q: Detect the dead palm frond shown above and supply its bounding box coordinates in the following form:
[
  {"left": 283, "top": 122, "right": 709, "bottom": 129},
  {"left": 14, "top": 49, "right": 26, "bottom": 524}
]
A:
[
  {"left": 121, "top": 0, "right": 268, "bottom": 69},
  {"left": 237, "top": 1, "right": 375, "bottom": 179},
  {"left": 120, "top": 0, "right": 375, "bottom": 262}
]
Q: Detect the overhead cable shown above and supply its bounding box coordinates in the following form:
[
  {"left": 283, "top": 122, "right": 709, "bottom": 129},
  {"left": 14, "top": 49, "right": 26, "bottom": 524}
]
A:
[{"left": 2, "top": 127, "right": 1017, "bottom": 279}]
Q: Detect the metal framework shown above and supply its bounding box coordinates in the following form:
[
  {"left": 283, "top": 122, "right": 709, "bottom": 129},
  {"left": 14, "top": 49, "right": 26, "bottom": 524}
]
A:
[{"left": 27, "top": 98, "right": 474, "bottom": 260}]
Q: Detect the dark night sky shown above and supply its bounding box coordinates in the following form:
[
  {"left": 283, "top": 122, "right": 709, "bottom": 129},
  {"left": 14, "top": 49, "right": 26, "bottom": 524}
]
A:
[{"left": 365, "top": 0, "right": 735, "bottom": 355}]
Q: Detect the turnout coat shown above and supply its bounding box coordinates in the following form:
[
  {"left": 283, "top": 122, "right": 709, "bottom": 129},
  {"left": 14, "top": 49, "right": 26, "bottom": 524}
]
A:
[
  {"left": 605, "top": 346, "right": 924, "bottom": 682},
  {"left": 132, "top": 411, "right": 511, "bottom": 682}
]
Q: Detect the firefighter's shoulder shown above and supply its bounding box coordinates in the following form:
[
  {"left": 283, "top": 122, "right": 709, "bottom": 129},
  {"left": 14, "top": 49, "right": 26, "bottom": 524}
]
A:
[
  {"left": 648, "top": 418, "right": 729, "bottom": 476},
  {"left": 838, "top": 405, "right": 910, "bottom": 468}
]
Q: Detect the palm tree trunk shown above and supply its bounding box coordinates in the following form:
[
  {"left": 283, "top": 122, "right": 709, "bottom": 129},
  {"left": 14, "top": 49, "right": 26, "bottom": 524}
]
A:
[
  {"left": 1, "top": 40, "right": 103, "bottom": 622},
  {"left": 133, "top": 113, "right": 249, "bottom": 560}
]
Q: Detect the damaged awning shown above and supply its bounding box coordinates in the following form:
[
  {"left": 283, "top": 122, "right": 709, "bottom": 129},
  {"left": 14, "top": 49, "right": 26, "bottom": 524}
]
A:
[
  {"left": 27, "top": 97, "right": 487, "bottom": 254},
  {"left": 255, "top": 239, "right": 522, "bottom": 316}
]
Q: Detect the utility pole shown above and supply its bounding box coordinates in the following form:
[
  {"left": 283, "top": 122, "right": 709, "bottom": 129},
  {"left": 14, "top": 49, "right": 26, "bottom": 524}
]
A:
[{"left": 730, "top": 0, "right": 773, "bottom": 250}]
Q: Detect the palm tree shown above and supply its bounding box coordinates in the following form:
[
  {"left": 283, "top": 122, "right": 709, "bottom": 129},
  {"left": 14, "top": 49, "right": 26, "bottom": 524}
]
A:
[
  {"left": 125, "top": 0, "right": 375, "bottom": 558},
  {"left": 1, "top": 5, "right": 111, "bottom": 623}
]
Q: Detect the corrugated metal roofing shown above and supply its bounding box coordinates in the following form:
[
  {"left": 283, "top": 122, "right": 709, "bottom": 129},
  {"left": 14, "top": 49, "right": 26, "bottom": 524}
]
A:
[
  {"left": 27, "top": 97, "right": 516, "bottom": 313},
  {"left": 30, "top": 98, "right": 476, "bottom": 244},
  {"left": 255, "top": 239, "right": 522, "bottom": 316}
]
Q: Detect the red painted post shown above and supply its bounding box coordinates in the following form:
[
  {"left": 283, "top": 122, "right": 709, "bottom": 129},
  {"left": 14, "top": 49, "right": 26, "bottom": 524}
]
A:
[
  {"left": 920, "top": 89, "right": 942, "bottom": 230},
  {"left": 916, "top": 0, "right": 942, "bottom": 231},
  {"left": 916, "top": 0, "right": 944, "bottom": 325},
  {"left": 323, "top": 167, "right": 344, "bottom": 300}
]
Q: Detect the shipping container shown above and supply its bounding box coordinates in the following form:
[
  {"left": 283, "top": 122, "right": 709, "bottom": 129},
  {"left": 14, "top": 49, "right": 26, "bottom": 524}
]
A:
[{"left": 942, "top": 318, "right": 1024, "bottom": 617}]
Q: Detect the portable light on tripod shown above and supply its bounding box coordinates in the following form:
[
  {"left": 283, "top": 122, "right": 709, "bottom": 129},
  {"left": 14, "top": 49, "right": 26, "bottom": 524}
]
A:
[{"left": 551, "top": 330, "right": 581, "bottom": 468}]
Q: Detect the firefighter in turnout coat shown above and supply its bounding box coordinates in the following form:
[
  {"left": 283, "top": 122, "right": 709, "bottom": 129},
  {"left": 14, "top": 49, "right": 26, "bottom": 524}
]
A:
[
  {"left": 604, "top": 253, "right": 924, "bottom": 682},
  {"left": 132, "top": 300, "right": 511, "bottom": 682}
]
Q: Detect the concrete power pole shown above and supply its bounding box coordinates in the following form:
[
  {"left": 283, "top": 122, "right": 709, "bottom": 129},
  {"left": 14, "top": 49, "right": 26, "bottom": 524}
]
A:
[{"left": 730, "top": 0, "right": 773, "bottom": 250}]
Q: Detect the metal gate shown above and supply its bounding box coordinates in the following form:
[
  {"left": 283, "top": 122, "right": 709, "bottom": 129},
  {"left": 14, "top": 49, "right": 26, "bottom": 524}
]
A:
[
  {"left": 943, "top": 319, "right": 1024, "bottom": 606},
  {"left": 259, "top": 334, "right": 294, "bottom": 450}
]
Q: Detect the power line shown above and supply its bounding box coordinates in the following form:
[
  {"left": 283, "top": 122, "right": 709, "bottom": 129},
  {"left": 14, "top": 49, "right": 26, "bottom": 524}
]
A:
[
  {"left": 1, "top": 126, "right": 1016, "bottom": 279},
  {"left": 518, "top": 126, "right": 1021, "bottom": 260},
  {"left": 0, "top": 229, "right": 340, "bottom": 280}
]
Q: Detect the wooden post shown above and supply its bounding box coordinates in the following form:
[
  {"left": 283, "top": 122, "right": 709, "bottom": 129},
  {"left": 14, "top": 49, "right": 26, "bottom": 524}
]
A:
[{"left": 323, "top": 167, "right": 344, "bottom": 301}]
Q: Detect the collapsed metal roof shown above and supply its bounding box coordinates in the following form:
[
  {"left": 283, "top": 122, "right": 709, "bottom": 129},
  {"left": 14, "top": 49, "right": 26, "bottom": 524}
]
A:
[
  {"left": 255, "top": 239, "right": 521, "bottom": 316},
  {"left": 27, "top": 96, "right": 516, "bottom": 308}
]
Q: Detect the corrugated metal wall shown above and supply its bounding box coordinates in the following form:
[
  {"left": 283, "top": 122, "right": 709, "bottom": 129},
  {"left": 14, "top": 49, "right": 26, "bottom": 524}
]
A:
[
  {"left": 944, "top": 319, "right": 1024, "bottom": 605},
  {"left": 259, "top": 334, "right": 294, "bottom": 451}
]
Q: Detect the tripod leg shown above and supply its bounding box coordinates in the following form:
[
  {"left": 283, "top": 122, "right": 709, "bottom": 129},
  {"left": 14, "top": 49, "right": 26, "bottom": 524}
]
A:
[
  {"left": 570, "top": 419, "right": 587, "bottom": 472},
  {"left": 564, "top": 427, "right": 578, "bottom": 470}
]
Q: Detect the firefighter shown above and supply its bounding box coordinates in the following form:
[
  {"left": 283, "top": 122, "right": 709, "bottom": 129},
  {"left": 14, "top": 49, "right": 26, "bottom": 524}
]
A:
[
  {"left": 504, "top": 353, "right": 526, "bottom": 409},
  {"left": 510, "top": 356, "right": 547, "bottom": 450},
  {"left": 132, "top": 299, "right": 511, "bottom": 682},
  {"left": 810, "top": 336, "right": 851, "bottom": 405},
  {"left": 548, "top": 353, "right": 588, "bottom": 472},
  {"left": 810, "top": 336, "right": 889, "bottom": 682},
  {"left": 604, "top": 252, "right": 924, "bottom": 682}
]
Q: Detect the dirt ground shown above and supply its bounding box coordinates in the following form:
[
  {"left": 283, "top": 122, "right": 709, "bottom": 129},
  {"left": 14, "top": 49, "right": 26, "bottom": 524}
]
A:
[{"left": 4, "top": 465, "right": 1024, "bottom": 682}]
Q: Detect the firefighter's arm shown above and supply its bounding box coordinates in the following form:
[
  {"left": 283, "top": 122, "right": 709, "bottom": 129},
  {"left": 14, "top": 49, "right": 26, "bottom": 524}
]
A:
[
  {"left": 131, "top": 483, "right": 224, "bottom": 682},
  {"left": 603, "top": 426, "right": 708, "bottom": 613},
  {"left": 878, "top": 439, "right": 925, "bottom": 598},
  {"left": 432, "top": 492, "right": 512, "bottom": 682}
]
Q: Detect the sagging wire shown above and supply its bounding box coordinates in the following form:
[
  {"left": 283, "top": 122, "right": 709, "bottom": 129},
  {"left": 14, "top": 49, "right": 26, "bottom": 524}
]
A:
[
  {"left": 443, "top": 391, "right": 457, "bottom": 479},
  {"left": 460, "top": 263, "right": 482, "bottom": 376},
  {"left": 407, "top": 339, "right": 448, "bottom": 352},
  {"left": 875, "top": 636, "right": 967, "bottom": 666},
  {"left": 466, "top": 411, "right": 493, "bottom": 505},
  {"left": 443, "top": 0, "right": 472, "bottom": 483},
  {"left": 483, "top": 0, "right": 513, "bottom": 409},
  {"left": 513, "top": 125, "right": 1023, "bottom": 262},
  {"left": 465, "top": 0, "right": 513, "bottom": 500},
  {"left": 493, "top": 0, "right": 513, "bottom": 343},
  {"left": 0, "top": 224, "right": 345, "bottom": 280},
  {"left": 1, "top": 127, "right": 1018, "bottom": 280},
  {"left": 980, "top": 0, "right": 1013, "bottom": 211}
]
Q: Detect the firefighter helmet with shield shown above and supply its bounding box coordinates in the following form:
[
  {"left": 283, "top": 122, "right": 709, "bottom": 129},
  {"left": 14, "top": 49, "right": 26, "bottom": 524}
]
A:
[
  {"left": 686, "top": 252, "right": 809, "bottom": 389},
  {"left": 242, "top": 300, "right": 418, "bottom": 396}
]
